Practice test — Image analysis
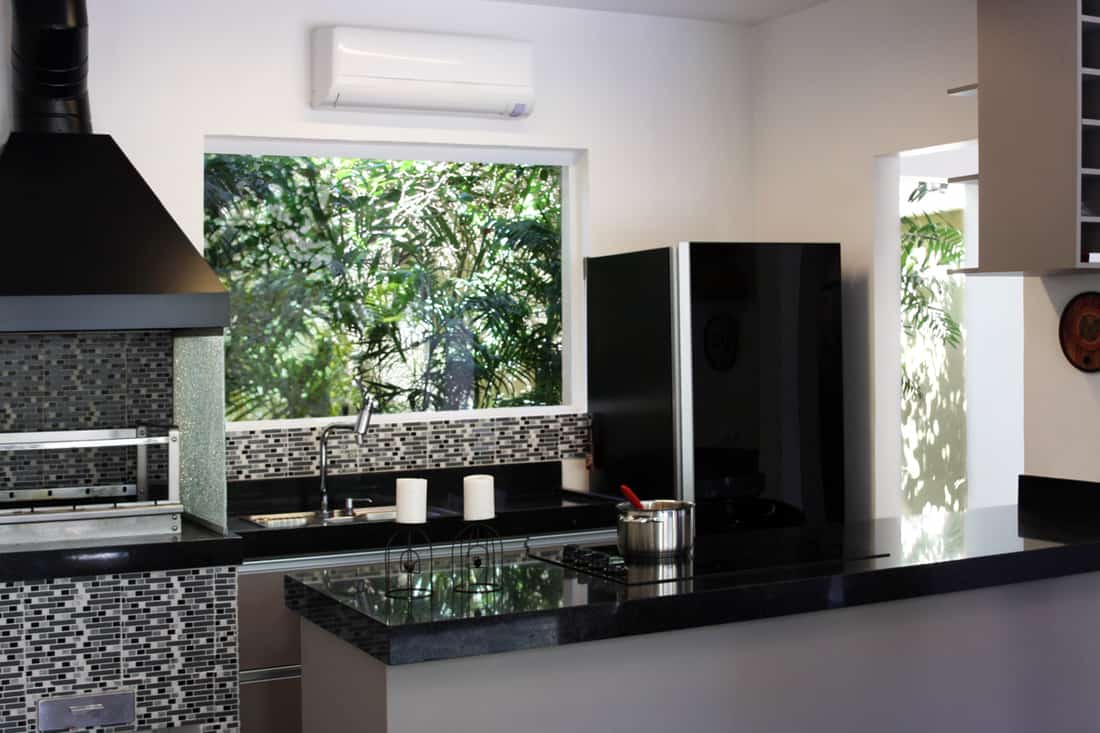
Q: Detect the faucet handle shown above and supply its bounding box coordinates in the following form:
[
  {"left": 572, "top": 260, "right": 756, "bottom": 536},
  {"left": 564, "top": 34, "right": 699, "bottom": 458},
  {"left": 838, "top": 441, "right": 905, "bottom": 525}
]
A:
[{"left": 345, "top": 496, "right": 375, "bottom": 514}]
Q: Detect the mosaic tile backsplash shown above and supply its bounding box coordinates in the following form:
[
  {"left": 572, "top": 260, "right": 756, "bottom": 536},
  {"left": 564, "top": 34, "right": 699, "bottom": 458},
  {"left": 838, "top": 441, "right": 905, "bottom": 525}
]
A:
[
  {"left": 226, "top": 412, "right": 591, "bottom": 482},
  {"left": 0, "top": 331, "right": 173, "bottom": 491},
  {"left": 0, "top": 566, "right": 238, "bottom": 733}
]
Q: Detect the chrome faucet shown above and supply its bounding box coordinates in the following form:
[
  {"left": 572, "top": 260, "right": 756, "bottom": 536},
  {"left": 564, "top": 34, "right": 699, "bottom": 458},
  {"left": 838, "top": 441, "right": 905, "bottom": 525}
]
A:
[{"left": 319, "top": 398, "right": 375, "bottom": 519}]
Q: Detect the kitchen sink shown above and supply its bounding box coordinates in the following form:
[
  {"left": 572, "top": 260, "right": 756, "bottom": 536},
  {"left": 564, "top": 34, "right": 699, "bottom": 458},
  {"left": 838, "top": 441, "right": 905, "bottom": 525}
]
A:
[{"left": 244, "top": 506, "right": 398, "bottom": 529}]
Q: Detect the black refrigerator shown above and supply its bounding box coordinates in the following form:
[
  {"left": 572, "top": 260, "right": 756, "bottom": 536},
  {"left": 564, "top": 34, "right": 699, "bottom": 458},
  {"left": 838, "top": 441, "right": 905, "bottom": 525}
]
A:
[{"left": 586, "top": 242, "right": 845, "bottom": 529}]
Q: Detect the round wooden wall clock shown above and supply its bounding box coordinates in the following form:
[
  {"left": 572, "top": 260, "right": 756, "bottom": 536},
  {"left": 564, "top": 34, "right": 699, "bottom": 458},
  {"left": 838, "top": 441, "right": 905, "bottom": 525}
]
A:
[{"left": 1059, "top": 292, "right": 1100, "bottom": 372}]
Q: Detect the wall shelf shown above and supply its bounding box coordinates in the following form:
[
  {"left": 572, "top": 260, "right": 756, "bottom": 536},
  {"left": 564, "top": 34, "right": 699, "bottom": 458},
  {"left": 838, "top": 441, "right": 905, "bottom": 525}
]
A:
[{"left": 946, "top": 83, "right": 978, "bottom": 97}]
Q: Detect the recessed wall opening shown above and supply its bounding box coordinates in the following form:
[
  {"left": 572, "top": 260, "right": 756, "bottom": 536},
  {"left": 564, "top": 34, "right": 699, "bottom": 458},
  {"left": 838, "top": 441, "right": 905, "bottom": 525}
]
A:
[
  {"left": 874, "top": 140, "right": 1023, "bottom": 527},
  {"left": 897, "top": 174, "right": 968, "bottom": 515}
]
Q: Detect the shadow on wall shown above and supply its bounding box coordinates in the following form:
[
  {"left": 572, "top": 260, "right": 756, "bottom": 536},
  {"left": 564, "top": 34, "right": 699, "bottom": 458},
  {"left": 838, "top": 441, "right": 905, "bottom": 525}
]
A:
[{"left": 901, "top": 276, "right": 967, "bottom": 514}]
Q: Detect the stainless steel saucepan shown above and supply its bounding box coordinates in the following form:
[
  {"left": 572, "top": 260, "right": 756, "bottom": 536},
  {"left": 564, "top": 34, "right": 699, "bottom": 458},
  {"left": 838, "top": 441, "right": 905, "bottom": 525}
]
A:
[{"left": 616, "top": 499, "right": 695, "bottom": 559}]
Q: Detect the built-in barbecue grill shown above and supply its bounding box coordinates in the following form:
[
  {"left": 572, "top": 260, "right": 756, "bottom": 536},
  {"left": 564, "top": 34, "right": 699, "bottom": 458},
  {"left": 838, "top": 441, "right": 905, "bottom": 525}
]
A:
[{"left": 0, "top": 0, "right": 228, "bottom": 542}]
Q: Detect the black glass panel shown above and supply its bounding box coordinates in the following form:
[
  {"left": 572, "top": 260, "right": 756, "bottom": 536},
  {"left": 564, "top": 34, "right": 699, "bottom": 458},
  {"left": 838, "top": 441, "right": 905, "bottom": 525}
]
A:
[
  {"left": 689, "top": 243, "right": 844, "bottom": 525},
  {"left": 586, "top": 248, "right": 676, "bottom": 499}
]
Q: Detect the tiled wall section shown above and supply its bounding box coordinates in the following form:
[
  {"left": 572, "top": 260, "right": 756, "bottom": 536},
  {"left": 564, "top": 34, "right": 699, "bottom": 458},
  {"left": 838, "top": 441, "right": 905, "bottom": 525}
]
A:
[
  {"left": 226, "top": 412, "right": 591, "bottom": 482},
  {"left": 0, "top": 332, "right": 173, "bottom": 490},
  {"left": 0, "top": 566, "right": 238, "bottom": 733}
]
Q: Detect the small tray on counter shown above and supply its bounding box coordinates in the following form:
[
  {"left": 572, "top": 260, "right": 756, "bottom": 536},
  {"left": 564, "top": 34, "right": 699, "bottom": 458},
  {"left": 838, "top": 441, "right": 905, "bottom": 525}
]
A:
[{"left": 242, "top": 506, "right": 398, "bottom": 529}]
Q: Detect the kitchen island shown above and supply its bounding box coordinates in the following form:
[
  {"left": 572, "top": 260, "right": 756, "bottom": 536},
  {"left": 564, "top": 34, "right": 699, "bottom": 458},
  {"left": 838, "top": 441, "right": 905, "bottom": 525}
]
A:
[{"left": 285, "top": 488, "right": 1100, "bottom": 732}]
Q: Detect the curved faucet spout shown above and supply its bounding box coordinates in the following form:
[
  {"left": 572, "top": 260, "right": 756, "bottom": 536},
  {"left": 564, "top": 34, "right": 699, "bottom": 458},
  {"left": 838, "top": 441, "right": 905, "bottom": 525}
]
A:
[{"left": 319, "top": 396, "right": 376, "bottom": 519}]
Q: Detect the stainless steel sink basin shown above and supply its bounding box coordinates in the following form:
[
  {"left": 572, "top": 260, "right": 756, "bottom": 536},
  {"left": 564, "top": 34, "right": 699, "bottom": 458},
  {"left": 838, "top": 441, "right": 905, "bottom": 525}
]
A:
[{"left": 244, "top": 506, "right": 398, "bottom": 529}]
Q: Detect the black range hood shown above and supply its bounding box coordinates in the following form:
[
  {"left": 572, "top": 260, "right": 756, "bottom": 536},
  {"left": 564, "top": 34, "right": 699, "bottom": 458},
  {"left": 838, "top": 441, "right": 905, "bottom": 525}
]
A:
[{"left": 0, "top": 0, "right": 228, "bottom": 333}]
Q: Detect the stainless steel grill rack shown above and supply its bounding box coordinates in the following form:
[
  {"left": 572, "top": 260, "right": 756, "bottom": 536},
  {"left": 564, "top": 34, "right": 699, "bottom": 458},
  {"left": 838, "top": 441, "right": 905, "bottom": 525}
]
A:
[{"left": 0, "top": 426, "right": 182, "bottom": 543}]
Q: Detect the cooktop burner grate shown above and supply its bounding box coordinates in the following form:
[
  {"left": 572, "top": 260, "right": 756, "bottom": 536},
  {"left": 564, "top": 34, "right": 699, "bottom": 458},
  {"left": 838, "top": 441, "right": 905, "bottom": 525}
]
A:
[
  {"left": 529, "top": 545, "right": 690, "bottom": 586},
  {"left": 529, "top": 535, "right": 890, "bottom": 587}
]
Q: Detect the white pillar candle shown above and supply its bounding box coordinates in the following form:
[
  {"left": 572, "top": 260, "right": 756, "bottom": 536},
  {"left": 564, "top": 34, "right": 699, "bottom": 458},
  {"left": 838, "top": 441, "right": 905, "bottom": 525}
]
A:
[
  {"left": 463, "top": 474, "right": 495, "bottom": 521},
  {"left": 395, "top": 478, "right": 428, "bottom": 525}
]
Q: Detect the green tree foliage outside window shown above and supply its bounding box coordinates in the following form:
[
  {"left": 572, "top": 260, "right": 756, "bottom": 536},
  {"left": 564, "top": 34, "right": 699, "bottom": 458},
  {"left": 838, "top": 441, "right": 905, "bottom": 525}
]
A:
[{"left": 204, "top": 154, "right": 563, "bottom": 421}]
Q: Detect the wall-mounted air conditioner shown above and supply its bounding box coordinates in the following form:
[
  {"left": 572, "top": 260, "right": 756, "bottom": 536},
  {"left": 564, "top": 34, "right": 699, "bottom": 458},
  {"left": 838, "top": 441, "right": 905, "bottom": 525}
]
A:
[{"left": 311, "top": 27, "right": 535, "bottom": 118}]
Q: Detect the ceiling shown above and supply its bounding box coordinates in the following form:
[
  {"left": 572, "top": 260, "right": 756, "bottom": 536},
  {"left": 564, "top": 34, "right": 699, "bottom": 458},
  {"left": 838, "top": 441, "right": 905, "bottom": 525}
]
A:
[{"left": 489, "top": 0, "right": 829, "bottom": 25}]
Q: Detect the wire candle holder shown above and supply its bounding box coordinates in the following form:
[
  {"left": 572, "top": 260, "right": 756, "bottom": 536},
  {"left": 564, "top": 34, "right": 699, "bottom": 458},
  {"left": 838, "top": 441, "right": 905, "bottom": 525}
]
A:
[
  {"left": 450, "top": 522, "right": 504, "bottom": 594},
  {"left": 384, "top": 525, "right": 434, "bottom": 600}
]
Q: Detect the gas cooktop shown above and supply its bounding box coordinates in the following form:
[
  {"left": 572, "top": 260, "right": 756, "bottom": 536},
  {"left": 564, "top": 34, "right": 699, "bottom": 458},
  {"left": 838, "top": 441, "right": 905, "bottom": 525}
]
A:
[{"left": 529, "top": 528, "right": 889, "bottom": 586}]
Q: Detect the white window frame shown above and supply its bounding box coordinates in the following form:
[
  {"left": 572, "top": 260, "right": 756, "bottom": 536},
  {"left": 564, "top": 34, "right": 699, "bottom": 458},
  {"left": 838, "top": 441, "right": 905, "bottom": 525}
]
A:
[{"left": 204, "top": 135, "right": 587, "bottom": 429}]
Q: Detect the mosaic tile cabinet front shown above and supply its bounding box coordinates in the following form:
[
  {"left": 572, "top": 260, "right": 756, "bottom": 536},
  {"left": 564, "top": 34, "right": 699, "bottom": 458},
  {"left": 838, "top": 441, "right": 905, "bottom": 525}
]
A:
[{"left": 0, "top": 566, "right": 238, "bottom": 733}]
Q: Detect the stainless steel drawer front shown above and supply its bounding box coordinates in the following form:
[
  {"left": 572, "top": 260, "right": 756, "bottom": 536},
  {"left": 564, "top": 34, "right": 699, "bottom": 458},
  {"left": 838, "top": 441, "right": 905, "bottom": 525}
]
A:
[{"left": 38, "top": 691, "right": 136, "bottom": 731}]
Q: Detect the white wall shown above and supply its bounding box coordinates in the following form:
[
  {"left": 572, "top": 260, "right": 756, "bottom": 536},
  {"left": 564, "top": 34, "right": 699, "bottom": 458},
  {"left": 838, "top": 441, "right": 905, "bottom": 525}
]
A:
[
  {"left": 1023, "top": 276, "right": 1100, "bottom": 480},
  {"left": 20, "top": 0, "right": 754, "bottom": 259},
  {"left": 966, "top": 275, "right": 1025, "bottom": 508},
  {"left": 871, "top": 154, "right": 903, "bottom": 518},
  {"left": 749, "top": 0, "right": 979, "bottom": 519}
]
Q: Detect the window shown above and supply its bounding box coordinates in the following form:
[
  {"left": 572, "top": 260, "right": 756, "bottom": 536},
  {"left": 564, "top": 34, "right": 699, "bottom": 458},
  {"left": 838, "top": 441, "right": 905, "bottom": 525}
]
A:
[{"left": 204, "top": 148, "right": 572, "bottom": 421}]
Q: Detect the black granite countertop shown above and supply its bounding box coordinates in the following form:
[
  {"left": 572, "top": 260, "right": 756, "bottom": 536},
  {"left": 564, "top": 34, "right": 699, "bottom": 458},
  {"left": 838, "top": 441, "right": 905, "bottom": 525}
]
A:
[
  {"left": 0, "top": 516, "right": 243, "bottom": 581},
  {"left": 231, "top": 462, "right": 619, "bottom": 560},
  {"left": 285, "top": 489, "right": 1100, "bottom": 665}
]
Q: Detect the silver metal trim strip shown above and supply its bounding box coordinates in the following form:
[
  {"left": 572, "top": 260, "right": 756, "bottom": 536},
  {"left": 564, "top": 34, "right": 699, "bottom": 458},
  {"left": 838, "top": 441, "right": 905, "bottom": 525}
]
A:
[
  {"left": 0, "top": 502, "right": 182, "bottom": 525},
  {"left": 136, "top": 426, "right": 149, "bottom": 501},
  {"left": 0, "top": 428, "right": 139, "bottom": 444},
  {"left": 0, "top": 484, "right": 136, "bottom": 503},
  {"left": 166, "top": 428, "right": 180, "bottom": 504},
  {"left": 240, "top": 527, "right": 618, "bottom": 574},
  {"left": 670, "top": 245, "right": 682, "bottom": 499},
  {"left": 239, "top": 665, "right": 302, "bottom": 684},
  {"left": 0, "top": 435, "right": 170, "bottom": 452},
  {"left": 673, "top": 242, "right": 695, "bottom": 503}
]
